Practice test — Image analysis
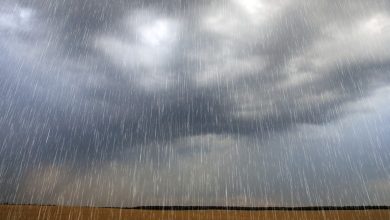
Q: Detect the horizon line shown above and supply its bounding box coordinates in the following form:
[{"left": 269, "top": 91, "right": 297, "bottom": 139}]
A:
[{"left": 1, "top": 203, "right": 390, "bottom": 211}]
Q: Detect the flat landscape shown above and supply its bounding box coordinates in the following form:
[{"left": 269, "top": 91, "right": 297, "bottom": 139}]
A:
[{"left": 1, "top": 205, "right": 390, "bottom": 220}]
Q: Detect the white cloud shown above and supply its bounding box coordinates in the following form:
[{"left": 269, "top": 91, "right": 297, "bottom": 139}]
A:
[
  {"left": 95, "top": 11, "right": 180, "bottom": 90},
  {"left": 298, "top": 13, "right": 390, "bottom": 74},
  {"left": 0, "top": 4, "right": 34, "bottom": 32}
]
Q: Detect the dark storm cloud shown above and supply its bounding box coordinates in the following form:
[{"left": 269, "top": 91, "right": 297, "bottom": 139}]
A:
[
  {"left": 2, "top": 0, "right": 389, "bottom": 144},
  {"left": 1, "top": 0, "right": 390, "bottom": 206}
]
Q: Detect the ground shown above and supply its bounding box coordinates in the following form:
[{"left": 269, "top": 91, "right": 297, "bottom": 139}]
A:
[{"left": 1, "top": 205, "right": 390, "bottom": 220}]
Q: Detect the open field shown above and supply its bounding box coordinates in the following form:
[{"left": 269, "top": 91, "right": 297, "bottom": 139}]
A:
[{"left": 1, "top": 205, "right": 390, "bottom": 220}]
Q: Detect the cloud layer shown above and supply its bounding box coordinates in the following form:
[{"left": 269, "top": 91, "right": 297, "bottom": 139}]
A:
[{"left": 0, "top": 0, "right": 390, "bottom": 206}]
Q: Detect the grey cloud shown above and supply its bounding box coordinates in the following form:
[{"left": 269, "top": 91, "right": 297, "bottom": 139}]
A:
[{"left": 1, "top": 0, "right": 390, "bottom": 206}]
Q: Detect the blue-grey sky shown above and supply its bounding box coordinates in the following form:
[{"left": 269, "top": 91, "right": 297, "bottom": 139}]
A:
[{"left": 0, "top": 0, "right": 390, "bottom": 207}]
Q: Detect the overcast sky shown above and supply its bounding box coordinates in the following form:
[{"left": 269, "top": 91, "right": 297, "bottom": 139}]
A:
[{"left": 0, "top": 0, "right": 390, "bottom": 207}]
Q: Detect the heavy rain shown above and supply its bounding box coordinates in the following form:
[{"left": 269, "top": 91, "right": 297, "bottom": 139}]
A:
[{"left": 0, "top": 0, "right": 390, "bottom": 214}]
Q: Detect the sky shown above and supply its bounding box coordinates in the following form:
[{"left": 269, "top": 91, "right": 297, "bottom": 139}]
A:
[{"left": 0, "top": 0, "right": 390, "bottom": 207}]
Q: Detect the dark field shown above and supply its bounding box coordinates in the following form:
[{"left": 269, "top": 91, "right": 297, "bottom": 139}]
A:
[{"left": 1, "top": 205, "right": 390, "bottom": 220}]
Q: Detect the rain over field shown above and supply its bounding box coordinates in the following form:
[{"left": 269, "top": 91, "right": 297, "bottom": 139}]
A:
[{"left": 0, "top": 0, "right": 390, "bottom": 219}]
